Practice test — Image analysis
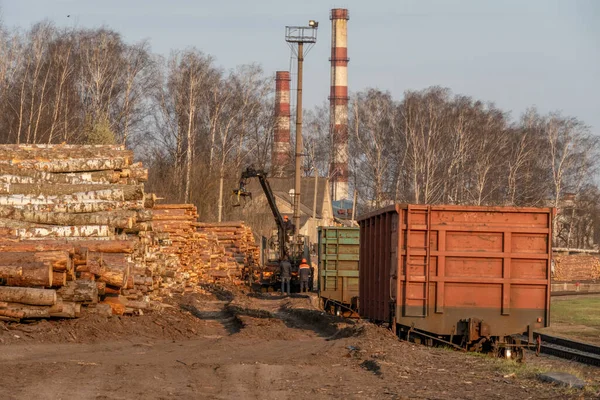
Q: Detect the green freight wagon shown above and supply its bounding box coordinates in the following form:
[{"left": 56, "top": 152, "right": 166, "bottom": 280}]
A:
[{"left": 318, "top": 226, "right": 359, "bottom": 316}]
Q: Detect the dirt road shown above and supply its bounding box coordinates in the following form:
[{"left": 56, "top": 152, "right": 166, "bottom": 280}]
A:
[{"left": 0, "top": 286, "right": 596, "bottom": 399}]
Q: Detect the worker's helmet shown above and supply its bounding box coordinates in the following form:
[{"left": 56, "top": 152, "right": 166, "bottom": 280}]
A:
[
  {"left": 302, "top": 258, "right": 307, "bottom": 263},
  {"left": 284, "top": 215, "right": 289, "bottom": 220}
]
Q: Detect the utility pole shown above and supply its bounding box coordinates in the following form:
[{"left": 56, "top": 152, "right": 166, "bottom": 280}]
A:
[{"left": 285, "top": 21, "right": 318, "bottom": 238}]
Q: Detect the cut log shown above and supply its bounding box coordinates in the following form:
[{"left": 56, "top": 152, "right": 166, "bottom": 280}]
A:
[
  {"left": 6, "top": 183, "right": 144, "bottom": 201},
  {"left": 134, "top": 209, "right": 153, "bottom": 222},
  {"left": 0, "top": 188, "right": 126, "bottom": 205},
  {"left": 96, "top": 281, "right": 106, "bottom": 296},
  {"left": 49, "top": 301, "right": 81, "bottom": 318},
  {"left": 0, "top": 207, "right": 134, "bottom": 228},
  {"left": 143, "top": 193, "right": 156, "bottom": 209},
  {"left": 3, "top": 200, "right": 145, "bottom": 214},
  {"left": 0, "top": 145, "right": 130, "bottom": 160},
  {"left": 0, "top": 251, "right": 70, "bottom": 271},
  {"left": 74, "top": 240, "right": 137, "bottom": 254},
  {"left": 0, "top": 301, "right": 78, "bottom": 319},
  {"left": 13, "top": 225, "right": 112, "bottom": 239},
  {"left": 3, "top": 157, "right": 131, "bottom": 172},
  {"left": 0, "top": 286, "right": 56, "bottom": 305},
  {"left": 0, "top": 265, "right": 22, "bottom": 278},
  {"left": 128, "top": 222, "right": 151, "bottom": 232},
  {"left": 0, "top": 240, "right": 135, "bottom": 254},
  {"left": 128, "top": 163, "right": 148, "bottom": 182},
  {"left": 96, "top": 253, "right": 131, "bottom": 288},
  {"left": 0, "top": 167, "right": 121, "bottom": 185},
  {"left": 52, "top": 271, "right": 67, "bottom": 287},
  {"left": 125, "top": 300, "right": 152, "bottom": 310},
  {"left": 0, "top": 309, "right": 25, "bottom": 319},
  {"left": 78, "top": 272, "right": 95, "bottom": 280},
  {"left": 0, "top": 240, "right": 75, "bottom": 254},
  {"left": 3, "top": 263, "right": 52, "bottom": 287},
  {"left": 57, "top": 280, "right": 98, "bottom": 303},
  {"left": 102, "top": 296, "right": 126, "bottom": 315},
  {"left": 153, "top": 204, "right": 198, "bottom": 210},
  {"left": 85, "top": 252, "right": 105, "bottom": 275},
  {"left": 104, "top": 285, "right": 120, "bottom": 295}
]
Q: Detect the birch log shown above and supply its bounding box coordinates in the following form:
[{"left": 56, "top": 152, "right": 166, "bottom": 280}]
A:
[
  {"left": 2, "top": 157, "right": 131, "bottom": 173},
  {"left": 6, "top": 184, "right": 144, "bottom": 200},
  {"left": 0, "top": 189, "right": 126, "bottom": 205},
  {"left": 0, "top": 208, "right": 134, "bottom": 228}
]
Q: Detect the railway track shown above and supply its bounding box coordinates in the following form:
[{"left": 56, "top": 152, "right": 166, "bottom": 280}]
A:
[
  {"left": 528, "top": 333, "right": 600, "bottom": 367},
  {"left": 551, "top": 291, "right": 600, "bottom": 297}
]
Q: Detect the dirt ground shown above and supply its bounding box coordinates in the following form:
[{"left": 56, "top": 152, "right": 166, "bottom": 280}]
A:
[{"left": 0, "top": 284, "right": 598, "bottom": 400}]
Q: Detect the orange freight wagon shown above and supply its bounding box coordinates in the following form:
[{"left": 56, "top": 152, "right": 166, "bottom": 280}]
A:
[{"left": 358, "top": 204, "right": 553, "bottom": 356}]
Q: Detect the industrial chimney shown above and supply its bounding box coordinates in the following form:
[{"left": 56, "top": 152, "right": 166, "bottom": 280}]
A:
[
  {"left": 271, "top": 71, "right": 291, "bottom": 177},
  {"left": 329, "top": 8, "right": 349, "bottom": 201}
]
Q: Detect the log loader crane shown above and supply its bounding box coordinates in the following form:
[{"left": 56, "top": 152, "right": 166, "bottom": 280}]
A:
[{"left": 232, "top": 166, "right": 312, "bottom": 291}]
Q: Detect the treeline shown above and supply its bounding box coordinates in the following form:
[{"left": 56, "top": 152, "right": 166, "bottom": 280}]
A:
[
  {"left": 0, "top": 22, "right": 275, "bottom": 222},
  {"left": 1, "top": 21, "right": 598, "bottom": 248},
  {"left": 304, "top": 87, "right": 599, "bottom": 248}
]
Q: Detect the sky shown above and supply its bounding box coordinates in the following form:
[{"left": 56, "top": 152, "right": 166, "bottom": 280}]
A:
[{"left": 1, "top": 0, "right": 599, "bottom": 132}]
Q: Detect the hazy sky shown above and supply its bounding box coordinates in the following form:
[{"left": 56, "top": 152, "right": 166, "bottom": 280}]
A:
[{"left": 2, "top": 0, "right": 599, "bottom": 132}]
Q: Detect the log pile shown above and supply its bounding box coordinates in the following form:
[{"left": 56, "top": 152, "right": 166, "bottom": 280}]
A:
[
  {"left": 553, "top": 254, "right": 600, "bottom": 282},
  {"left": 0, "top": 144, "right": 159, "bottom": 319},
  {"left": 0, "top": 145, "right": 261, "bottom": 321},
  {"left": 196, "top": 222, "right": 260, "bottom": 281},
  {"left": 150, "top": 204, "right": 205, "bottom": 290}
]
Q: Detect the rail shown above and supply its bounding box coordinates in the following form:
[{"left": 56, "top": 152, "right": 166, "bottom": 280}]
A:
[{"left": 523, "top": 333, "right": 600, "bottom": 367}]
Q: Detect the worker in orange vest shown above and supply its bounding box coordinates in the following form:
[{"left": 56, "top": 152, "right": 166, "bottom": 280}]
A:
[{"left": 299, "top": 258, "right": 311, "bottom": 293}]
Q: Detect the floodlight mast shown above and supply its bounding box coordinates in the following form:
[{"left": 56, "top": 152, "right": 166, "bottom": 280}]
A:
[{"left": 285, "top": 22, "right": 318, "bottom": 239}]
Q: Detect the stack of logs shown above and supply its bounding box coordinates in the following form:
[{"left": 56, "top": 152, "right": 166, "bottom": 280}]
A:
[
  {"left": 553, "top": 253, "right": 600, "bottom": 282},
  {"left": 0, "top": 144, "right": 159, "bottom": 319},
  {"left": 151, "top": 204, "right": 206, "bottom": 291},
  {"left": 0, "top": 144, "right": 261, "bottom": 321},
  {"left": 196, "top": 222, "right": 260, "bottom": 281}
]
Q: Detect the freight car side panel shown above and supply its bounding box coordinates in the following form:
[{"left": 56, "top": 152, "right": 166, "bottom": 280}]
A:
[
  {"left": 359, "top": 208, "right": 397, "bottom": 322},
  {"left": 318, "top": 227, "right": 359, "bottom": 307},
  {"left": 359, "top": 204, "right": 552, "bottom": 338}
]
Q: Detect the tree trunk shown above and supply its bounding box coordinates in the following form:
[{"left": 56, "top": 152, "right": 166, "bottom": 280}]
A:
[
  {"left": 95, "top": 253, "right": 131, "bottom": 288},
  {"left": 5, "top": 183, "right": 144, "bottom": 200},
  {"left": 13, "top": 225, "right": 112, "bottom": 239},
  {"left": 0, "top": 166, "right": 121, "bottom": 185},
  {"left": 57, "top": 280, "right": 98, "bottom": 303},
  {"left": 0, "top": 265, "right": 22, "bottom": 278},
  {"left": 52, "top": 271, "right": 67, "bottom": 287},
  {"left": 2, "top": 200, "right": 145, "bottom": 214},
  {"left": 3, "top": 263, "right": 53, "bottom": 287},
  {"left": 0, "top": 301, "right": 80, "bottom": 319},
  {"left": 0, "top": 188, "right": 133, "bottom": 206},
  {"left": 0, "top": 208, "right": 134, "bottom": 229},
  {"left": 2, "top": 157, "right": 131, "bottom": 173},
  {"left": 0, "top": 239, "right": 136, "bottom": 254},
  {"left": 0, "top": 251, "right": 70, "bottom": 271},
  {"left": 0, "top": 286, "right": 56, "bottom": 305}
]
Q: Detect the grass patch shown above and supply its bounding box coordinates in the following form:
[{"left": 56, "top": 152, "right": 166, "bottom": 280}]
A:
[{"left": 551, "top": 297, "right": 600, "bottom": 327}]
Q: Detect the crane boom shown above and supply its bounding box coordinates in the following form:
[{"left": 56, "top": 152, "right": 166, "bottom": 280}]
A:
[{"left": 238, "top": 167, "right": 288, "bottom": 260}]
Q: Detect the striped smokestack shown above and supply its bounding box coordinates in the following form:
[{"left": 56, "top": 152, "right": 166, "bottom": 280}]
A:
[
  {"left": 329, "top": 8, "right": 349, "bottom": 201},
  {"left": 271, "top": 71, "right": 291, "bottom": 177}
]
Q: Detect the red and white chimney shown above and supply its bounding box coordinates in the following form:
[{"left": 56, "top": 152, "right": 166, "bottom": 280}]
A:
[
  {"left": 272, "top": 71, "right": 291, "bottom": 177},
  {"left": 329, "top": 8, "right": 349, "bottom": 200}
]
